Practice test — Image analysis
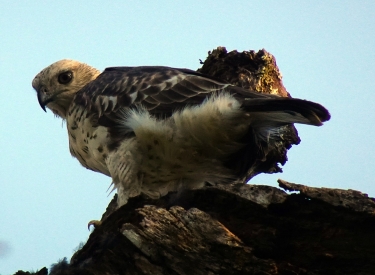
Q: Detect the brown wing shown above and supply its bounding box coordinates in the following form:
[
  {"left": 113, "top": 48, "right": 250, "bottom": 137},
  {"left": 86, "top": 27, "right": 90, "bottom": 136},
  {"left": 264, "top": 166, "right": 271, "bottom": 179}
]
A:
[{"left": 72, "top": 66, "right": 281, "bottom": 117}]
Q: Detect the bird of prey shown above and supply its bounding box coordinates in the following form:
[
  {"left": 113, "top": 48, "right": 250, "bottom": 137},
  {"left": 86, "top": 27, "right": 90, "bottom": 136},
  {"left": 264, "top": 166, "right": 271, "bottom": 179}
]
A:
[{"left": 32, "top": 60, "right": 330, "bottom": 207}]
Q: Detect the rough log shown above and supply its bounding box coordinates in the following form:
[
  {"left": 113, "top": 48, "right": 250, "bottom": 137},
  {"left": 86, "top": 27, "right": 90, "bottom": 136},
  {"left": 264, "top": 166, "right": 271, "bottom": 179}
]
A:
[
  {"left": 17, "top": 181, "right": 375, "bottom": 275},
  {"left": 14, "top": 48, "right": 375, "bottom": 275}
]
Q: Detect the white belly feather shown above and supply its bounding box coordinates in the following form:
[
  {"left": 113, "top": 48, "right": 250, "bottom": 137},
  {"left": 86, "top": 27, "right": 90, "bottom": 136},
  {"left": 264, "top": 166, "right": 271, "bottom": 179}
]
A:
[{"left": 67, "top": 94, "right": 249, "bottom": 207}]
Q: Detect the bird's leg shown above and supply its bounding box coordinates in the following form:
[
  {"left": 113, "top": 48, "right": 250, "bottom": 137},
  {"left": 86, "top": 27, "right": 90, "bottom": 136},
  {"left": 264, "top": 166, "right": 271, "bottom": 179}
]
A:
[{"left": 88, "top": 190, "right": 120, "bottom": 230}]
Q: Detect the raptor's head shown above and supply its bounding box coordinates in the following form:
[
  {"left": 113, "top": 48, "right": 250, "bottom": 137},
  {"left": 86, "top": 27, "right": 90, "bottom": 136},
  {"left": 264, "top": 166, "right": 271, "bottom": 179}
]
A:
[{"left": 32, "top": 59, "right": 101, "bottom": 119}]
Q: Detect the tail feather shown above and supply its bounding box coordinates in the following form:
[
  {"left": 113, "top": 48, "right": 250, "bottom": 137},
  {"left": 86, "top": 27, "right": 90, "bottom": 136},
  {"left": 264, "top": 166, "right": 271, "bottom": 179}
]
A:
[
  {"left": 240, "top": 97, "right": 331, "bottom": 127},
  {"left": 224, "top": 95, "right": 330, "bottom": 182}
]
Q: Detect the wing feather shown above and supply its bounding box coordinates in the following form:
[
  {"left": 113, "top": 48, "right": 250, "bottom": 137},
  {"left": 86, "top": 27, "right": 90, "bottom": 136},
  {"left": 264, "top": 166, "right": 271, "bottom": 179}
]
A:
[
  {"left": 169, "top": 83, "right": 200, "bottom": 97},
  {"left": 72, "top": 66, "right": 234, "bottom": 116},
  {"left": 161, "top": 88, "right": 191, "bottom": 102}
]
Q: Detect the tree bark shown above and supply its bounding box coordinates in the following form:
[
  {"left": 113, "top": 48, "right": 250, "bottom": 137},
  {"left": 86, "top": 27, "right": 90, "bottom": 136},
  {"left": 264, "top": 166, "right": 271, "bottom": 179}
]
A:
[{"left": 29, "top": 181, "right": 375, "bottom": 275}]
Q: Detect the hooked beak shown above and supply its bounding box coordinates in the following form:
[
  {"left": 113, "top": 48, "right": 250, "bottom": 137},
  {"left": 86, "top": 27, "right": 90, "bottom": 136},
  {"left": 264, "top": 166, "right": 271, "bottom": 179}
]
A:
[{"left": 37, "top": 88, "right": 53, "bottom": 112}]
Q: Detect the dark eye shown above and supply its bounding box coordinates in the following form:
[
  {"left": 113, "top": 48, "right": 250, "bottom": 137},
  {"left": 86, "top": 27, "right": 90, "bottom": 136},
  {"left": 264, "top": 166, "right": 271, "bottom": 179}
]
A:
[{"left": 58, "top": 71, "right": 73, "bottom": 84}]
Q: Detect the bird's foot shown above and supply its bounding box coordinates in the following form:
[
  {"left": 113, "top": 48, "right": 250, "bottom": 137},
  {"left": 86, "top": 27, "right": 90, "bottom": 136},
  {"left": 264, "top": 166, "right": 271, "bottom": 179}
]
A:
[{"left": 88, "top": 220, "right": 102, "bottom": 230}]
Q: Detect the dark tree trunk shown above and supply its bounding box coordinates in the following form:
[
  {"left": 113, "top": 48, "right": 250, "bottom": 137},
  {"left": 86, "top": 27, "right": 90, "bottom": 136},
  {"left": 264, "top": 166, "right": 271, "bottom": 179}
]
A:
[{"left": 23, "top": 182, "right": 375, "bottom": 275}]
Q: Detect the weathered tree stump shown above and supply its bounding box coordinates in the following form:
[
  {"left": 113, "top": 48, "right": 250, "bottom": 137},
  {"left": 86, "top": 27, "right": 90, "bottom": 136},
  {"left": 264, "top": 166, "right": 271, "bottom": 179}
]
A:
[
  {"left": 27, "top": 181, "right": 375, "bottom": 275},
  {"left": 199, "top": 47, "right": 300, "bottom": 181}
]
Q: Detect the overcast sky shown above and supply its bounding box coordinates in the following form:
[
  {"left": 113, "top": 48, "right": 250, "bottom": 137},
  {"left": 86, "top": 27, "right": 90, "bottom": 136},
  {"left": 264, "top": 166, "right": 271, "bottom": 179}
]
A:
[{"left": 1, "top": 1, "right": 374, "bottom": 274}]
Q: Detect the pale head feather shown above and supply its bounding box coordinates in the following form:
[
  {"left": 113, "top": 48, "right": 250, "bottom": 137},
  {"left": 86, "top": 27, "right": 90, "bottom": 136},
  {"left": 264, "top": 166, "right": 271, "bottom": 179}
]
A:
[{"left": 32, "top": 59, "right": 101, "bottom": 119}]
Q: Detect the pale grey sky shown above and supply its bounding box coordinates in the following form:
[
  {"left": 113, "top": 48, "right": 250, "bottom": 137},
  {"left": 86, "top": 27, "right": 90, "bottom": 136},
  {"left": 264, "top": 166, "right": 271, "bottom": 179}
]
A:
[{"left": 1, "top": 1, "right": 374, "bottom": 274}]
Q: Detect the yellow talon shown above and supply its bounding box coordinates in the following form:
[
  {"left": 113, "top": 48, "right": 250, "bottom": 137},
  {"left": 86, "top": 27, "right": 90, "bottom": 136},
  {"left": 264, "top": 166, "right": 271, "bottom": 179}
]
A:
[{"left": 88, "top": 220, "right": 102, "bottom": 230}]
